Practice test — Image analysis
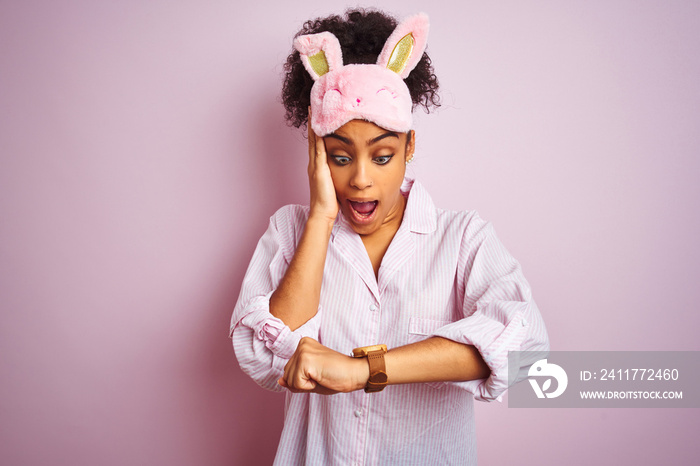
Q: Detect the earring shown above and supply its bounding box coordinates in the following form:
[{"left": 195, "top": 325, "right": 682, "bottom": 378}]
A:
[{"left": 405, "top": 156, "right": 414, "bottom": 165}]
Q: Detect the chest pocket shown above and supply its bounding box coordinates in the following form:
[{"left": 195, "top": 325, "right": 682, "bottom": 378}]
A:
[{"left": 408, "top": 317, "right": 452, "bottom": 338}]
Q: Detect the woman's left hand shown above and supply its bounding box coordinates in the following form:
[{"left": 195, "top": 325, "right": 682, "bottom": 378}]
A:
[{"left": 279, "top": 337, "right": 369, "bottom": 394}]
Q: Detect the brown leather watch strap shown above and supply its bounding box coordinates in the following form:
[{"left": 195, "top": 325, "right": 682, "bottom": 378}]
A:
[
  {"left": 353, "top": 345, "right": 388, "bottom": 393},
  {"left": 365, "top": 349, "right": 388, "bottom": 392}
]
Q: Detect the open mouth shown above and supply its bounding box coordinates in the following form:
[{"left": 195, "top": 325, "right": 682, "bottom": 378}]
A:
[{"left": 348, "top": 200, "right": 378, "bottom": 222}]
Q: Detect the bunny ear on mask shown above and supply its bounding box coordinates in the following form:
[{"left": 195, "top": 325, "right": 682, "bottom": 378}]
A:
[
  {"left": 293, "top": 32, "right": 344, "bottom": 81},
  {"left": 377, "top": 13, "right": 430, "bottom": 79}
]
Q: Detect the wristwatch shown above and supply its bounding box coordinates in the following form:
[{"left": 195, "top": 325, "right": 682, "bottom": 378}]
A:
[{"left": 352, "top": 344, "right": 388, "bottom": 393}]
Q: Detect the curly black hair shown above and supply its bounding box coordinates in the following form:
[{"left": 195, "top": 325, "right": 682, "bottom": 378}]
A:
[{"left": 282, "top": 8, "right": 440, "bottom": 129}]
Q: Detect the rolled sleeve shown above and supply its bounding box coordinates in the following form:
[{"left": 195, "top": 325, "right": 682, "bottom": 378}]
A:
[
  {"left": 232, "top": 294, "right": 322, "bottom": 392},
  {"left": 431, "top": 299, "right": 548, "bottom": 401},
  {"left": 229, "top": 205, "right": 321, "bottom": 391},
  {"left": 436, "top": 214, "right": 549, "bottom": 401}
]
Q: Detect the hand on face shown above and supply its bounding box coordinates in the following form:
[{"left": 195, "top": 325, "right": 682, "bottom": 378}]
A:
[
  {"left": 307, "top": 111, "right": 340, "bottom": 224},
  {"left": 279, "top": 337, "right": 370, "bottom": 394}
]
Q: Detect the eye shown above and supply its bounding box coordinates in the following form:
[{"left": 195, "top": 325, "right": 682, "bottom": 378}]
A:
[
  {"left": 376, "top": 88, "right": 398, "bottom": 99},
  {"left": 373, "top": 155, "right": 394, "bottom": 165},
  {"left": 331, "top": 155, "right": 352, "bottom": 166}
]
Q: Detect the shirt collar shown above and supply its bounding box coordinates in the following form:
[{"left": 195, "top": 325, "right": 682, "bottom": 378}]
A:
[
  {"left": 400, "top": 177, "right": 438, "bottom": 234},
  {"left": 332, "top": 176, "right": 437, "bottom": 238}
]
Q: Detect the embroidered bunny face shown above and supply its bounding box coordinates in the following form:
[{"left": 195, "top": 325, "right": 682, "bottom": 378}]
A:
[
  {"left": 310, "top": 65, "right": 410, "bottom": 136},
  {"left": 294, "top": 13, "right": 430, "bottom": 136}
]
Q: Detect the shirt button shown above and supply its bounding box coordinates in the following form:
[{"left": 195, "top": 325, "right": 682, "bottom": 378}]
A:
[
  {"left": 522, "top": 319, "right": 528, "bottom": 327},
  {"left": 354, "top": 409, "right": 363, "bottom": 418},
  {"left": 369, "top": 304, "right": 377, "bottom": 312}
]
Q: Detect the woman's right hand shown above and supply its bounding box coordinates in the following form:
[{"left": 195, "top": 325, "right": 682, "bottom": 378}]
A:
[
  {"left": 269, "top": 113, "right": 336, "bottom": 330},
  {"left": 307, "top": 111, "right": 339, "bottom": 224}
]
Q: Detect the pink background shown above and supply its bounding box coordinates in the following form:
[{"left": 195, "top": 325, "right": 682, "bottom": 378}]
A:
[{"left": 1, "top": 1, "right": 698, "bottom": 464}]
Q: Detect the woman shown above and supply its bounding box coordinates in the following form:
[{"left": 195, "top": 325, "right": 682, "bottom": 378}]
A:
[{"left": 231, "top": 9, "right": 549, "bottom": 465}]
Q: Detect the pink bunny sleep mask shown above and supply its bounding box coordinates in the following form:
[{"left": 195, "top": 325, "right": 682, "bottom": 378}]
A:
[{"left": 293, "top": 13, "right": 430, "bottom": 136}]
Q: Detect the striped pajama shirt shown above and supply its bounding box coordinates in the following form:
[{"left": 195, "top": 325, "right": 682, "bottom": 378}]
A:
[{"left": 231, "top": 177, "right": 549, "bottom": 465}]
